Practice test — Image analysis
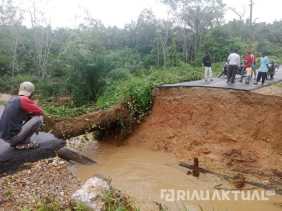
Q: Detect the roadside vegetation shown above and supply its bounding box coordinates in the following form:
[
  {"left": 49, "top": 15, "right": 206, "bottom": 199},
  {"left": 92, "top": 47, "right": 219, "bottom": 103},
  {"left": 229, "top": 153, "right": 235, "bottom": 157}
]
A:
[{"left": 96, "top": 64, "right": 202, "bottom": 114}]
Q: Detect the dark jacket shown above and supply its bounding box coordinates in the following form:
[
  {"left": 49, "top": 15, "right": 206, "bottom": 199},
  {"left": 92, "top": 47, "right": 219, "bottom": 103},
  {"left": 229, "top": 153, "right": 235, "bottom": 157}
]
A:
[
  {"left": 0, "top": 96, "right": 43, "bottom": 140},
  {"left": 203, "top": 55, "right": 212, "bottom": 67}
]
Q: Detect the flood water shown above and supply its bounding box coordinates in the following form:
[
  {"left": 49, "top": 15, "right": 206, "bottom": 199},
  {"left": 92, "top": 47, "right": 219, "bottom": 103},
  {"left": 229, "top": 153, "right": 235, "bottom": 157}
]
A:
[{"left": 72, "top": 141, "right": 282, "bottom": 211}]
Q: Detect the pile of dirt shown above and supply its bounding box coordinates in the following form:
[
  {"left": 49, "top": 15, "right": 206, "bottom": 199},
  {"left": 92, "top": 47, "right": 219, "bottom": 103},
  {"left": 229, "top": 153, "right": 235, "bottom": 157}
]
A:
[{"left": 127, "top": 87, "right": 282, "bottom": 180}]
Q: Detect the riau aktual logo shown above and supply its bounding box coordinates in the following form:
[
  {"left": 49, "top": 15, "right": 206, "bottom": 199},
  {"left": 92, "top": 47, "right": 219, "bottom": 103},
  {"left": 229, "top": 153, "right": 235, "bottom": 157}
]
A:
[{"left": 160, "top": 189, "right": 276, "bottom": 202}]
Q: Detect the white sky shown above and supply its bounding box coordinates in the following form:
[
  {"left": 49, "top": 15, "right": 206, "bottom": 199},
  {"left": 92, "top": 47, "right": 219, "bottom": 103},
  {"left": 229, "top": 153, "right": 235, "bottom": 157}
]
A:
[{"left": 15, "top": 0, "right": 282, "bottom": 28}]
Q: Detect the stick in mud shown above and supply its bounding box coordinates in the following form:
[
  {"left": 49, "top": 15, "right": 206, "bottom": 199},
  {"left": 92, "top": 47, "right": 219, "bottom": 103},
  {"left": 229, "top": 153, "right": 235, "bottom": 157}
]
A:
[
  {"left": 179, "top": 161, "right": 282, "bottom": 195},
  {"left": 57, "top": 148, "right": 96, "bottom": 165},
  {"left": 192, "top": 157, "right": 200, "bottom": 177}
]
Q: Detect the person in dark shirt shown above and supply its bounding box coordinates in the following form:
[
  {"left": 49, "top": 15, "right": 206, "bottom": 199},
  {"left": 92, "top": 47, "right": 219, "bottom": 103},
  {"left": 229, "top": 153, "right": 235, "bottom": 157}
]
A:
[
  {"left": 0, "top": 82, "right": 43, "bottom": 150},
  {"left": 268, "top": 61, "right": 275, "bottom": 80},
  {"left": 202, "top": 52, "right": 213, "bottom": 82}
]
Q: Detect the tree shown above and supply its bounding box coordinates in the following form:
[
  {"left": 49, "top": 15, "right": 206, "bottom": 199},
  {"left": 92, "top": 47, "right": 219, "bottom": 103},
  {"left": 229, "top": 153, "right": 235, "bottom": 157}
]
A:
[
  {"left": 162, "top": 0, "right": 225, "bottom": 61},
  {"left": 0, "top": 0, "right": 22, "bottom": 25},
  {"left": 135, "top": 9, "right": 158, "bottom": 56},
  {"left": 0, "top": 0, "right": 23, "bottom": 77},
  {"left": 28, "top": 0, "right": 52, "bottom": 79},
  {"left": 154, "top": 19, "right": 174, "bottom": 67}
]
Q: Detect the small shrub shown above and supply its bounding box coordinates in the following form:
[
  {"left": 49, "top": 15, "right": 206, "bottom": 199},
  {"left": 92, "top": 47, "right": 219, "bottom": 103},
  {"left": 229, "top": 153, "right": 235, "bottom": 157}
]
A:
[
  {"left": 107, "top": 68, "right": 131, "bottom": 81},
  {"left": 71, "top": 202, "right": 91, "bottom": 211},
  {"left": 37, "top": 80, "right": 68, "bottom": 98},
  {"left": 36, "top": 197, "right": 61, "bottom": 211},
  {"left": 102, "top": 189, "right": 140, "bottom": 211}
]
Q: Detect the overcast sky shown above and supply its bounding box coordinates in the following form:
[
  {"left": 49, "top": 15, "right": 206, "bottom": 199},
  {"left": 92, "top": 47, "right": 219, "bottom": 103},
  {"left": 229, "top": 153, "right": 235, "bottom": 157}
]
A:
[{"left": 15, "top": 0, "right": 282, "bottom": 28}]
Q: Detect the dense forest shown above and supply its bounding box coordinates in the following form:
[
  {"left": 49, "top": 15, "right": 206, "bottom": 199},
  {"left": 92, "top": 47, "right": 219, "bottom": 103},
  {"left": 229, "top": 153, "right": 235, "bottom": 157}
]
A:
[{"left": 0, "top": 0, "right": 282, "bottom": 115}]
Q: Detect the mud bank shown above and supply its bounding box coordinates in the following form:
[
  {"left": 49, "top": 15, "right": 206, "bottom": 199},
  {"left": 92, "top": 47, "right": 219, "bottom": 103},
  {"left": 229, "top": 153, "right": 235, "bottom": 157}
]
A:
[{"left": 127, "top": 87, "right": 282, "bottom": 180}]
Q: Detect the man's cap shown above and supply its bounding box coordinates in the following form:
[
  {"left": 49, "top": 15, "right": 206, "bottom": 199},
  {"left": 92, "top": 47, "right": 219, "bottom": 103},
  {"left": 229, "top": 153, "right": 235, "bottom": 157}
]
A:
[{"left": 18, "top": 81, "right": 35, "bottom": 97}]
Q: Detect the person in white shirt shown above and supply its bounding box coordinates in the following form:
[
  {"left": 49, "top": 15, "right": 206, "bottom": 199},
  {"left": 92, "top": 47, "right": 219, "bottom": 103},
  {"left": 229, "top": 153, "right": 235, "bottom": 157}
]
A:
[{"left": 227, "top": 50, "right": 240, "bottom": 84}]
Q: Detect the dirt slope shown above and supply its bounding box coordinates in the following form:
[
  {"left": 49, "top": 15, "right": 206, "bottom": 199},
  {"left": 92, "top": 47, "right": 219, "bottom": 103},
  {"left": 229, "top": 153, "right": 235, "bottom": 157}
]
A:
[{"left": 127, "top": 87, "right": 282, "bottom": 179}]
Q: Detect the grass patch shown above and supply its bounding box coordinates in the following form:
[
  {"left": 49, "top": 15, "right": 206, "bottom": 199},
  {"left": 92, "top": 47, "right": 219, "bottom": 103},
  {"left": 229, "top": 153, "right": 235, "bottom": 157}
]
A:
[
  {"left": 35, "top": 197, "right": 62, "bottom": 211},
  {"left": 97, "top": 64, "right": 202, "bottom": 116},
  {"left": 21, "top": 197, "right": 91, "bottom": 211},
  {"left": 42, "top": 103, "right": 96, "bottom": 118},
  {"left": 71, "top": 202, "right": 91, "bottom": 211},
  {"left": 212, "top": 62, "right": 225, "bottom": 76},
  {"left": 102, "top": 189, "right": 140, "bottom": 211}
]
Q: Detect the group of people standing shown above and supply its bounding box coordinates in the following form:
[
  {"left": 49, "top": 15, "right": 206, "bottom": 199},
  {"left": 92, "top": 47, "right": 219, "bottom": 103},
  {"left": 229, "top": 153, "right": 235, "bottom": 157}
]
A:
[{"left": 202, "top": 50, "right": 277, "bottom": 85}]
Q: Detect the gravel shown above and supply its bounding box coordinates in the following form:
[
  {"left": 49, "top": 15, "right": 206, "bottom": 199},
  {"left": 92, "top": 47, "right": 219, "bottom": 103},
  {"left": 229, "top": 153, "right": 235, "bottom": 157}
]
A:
[
  {"left": 0, "top": 157, "right": 81, "bottom": 210},
  {"left": 0, "top": 133, "right": 96, "bottom": 210}
]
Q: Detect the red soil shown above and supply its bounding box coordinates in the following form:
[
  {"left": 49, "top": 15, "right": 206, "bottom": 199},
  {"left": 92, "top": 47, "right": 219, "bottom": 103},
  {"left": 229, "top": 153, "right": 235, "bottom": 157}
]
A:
[{"left": 127, "top": 87, "right": 282, "bottom": 180}]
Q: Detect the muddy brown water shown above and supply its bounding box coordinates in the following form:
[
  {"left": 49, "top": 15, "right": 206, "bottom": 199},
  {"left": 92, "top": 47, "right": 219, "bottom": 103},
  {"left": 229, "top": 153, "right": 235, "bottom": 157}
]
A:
[{"left": 72, "top": 141, "right": 282, "bottom": 211}]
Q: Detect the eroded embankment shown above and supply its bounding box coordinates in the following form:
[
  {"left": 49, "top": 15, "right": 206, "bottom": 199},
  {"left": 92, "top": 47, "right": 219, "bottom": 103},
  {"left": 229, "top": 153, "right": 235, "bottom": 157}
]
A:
[
  {"left": 44, "top": 103, "right": 133, "bottom": 140},
  {"left": 127, "top": 87, "right": 282, "bottom": 180}
]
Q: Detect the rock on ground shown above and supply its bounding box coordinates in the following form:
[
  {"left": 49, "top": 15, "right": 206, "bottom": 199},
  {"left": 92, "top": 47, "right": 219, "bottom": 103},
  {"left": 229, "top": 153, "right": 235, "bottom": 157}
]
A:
[{"left": 72, "top": 176, "right": 110, "bottom": 211}]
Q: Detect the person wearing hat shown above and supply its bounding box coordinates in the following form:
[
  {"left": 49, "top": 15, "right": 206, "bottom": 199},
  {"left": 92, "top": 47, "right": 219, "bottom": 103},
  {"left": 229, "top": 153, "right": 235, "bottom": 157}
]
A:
[{"left": 0, "top": 81, "right": 43, "bottom": 149}]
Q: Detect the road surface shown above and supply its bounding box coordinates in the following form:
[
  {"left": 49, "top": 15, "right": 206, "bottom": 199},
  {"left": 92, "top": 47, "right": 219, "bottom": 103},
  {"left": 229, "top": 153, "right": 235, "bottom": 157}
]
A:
[{"left": 161, "top": 67, "right": 282, "bottom": 91}]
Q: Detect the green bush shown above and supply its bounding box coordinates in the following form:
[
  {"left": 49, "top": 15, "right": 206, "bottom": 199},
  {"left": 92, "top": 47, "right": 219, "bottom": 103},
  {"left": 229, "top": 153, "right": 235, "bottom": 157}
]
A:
[
  {"left": 212, "top": 62, "right": 225, "bottom": 76},
  {"left": 126, "top": 78, "right": 152, "bottom": 116},
  {"left": 97, "top": 64, "right": 202, "bottom": 116},
  {"left": 105, "top": 48, "right": 143, "bottom": 72},
  {"left": 106, "top": 68, "right": 131, "bottom": 81},
  {"left": 102, "top": 189, "right": 140, "bottom": 211},
  {"left": 66, "top": 55, "right": 112, "bottom": 106},
  {"left": 37, "top": 80, "right": 69, "bottom": 98},
  {"left": 0, "top": 74, "right": 36, "bottom": 94}
]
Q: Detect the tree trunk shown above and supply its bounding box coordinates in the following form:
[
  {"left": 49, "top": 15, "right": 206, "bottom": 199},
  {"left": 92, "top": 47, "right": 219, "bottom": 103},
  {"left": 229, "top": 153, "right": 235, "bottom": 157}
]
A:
[
  {"left": 11, "top": 35, "right": 18, "bottom": 78},
  {"left": 44, "top": 103, "right": 132, "bottom": 140}
]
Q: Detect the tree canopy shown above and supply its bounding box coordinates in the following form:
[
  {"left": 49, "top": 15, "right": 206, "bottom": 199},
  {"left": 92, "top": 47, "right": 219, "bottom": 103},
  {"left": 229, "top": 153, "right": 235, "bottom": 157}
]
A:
[{"left": 0, "top": 0, "right": 281, "bottom": 105}]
